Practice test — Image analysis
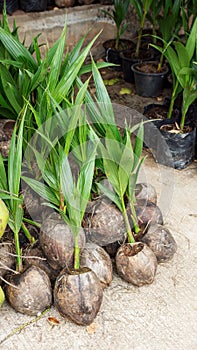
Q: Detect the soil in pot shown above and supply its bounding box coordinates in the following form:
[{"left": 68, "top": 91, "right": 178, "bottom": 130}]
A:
[
  {"left": 103, "top": 39, "right": 135, "bottom": 70},
  {"left": 115, "top": 242, "right": 157, "bottom": 286},
  {"left": 156, "top": 123, "right": 196, "bottom": 169},
  {"left": 120, "top": 48, "right": 154, "bottom": 83},
  {"left": 54, "top": 267, "right": 103, "bottom": 325},
  {"left": 131, "top": 62, "right": 169, "bottom": 97}
]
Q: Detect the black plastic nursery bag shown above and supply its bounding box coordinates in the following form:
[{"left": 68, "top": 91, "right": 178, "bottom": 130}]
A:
[
  {"left": 20, "top": 0, "right": 47, "bottom": 12},
  {"left": 0, "top": 0, "right": 19, "bottom": 14}
]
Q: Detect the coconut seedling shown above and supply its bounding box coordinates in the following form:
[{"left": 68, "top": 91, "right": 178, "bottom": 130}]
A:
[
  {"left": 98, "top": 124, "right": 157, "bottom": 286},
  {"left": 23, "top": 96, "right": 103, "bottom": 324},
  {"left": 130, "top": 0, "right": 154, "bottom": 57},
  {"left": 0, "top": 110, "right": 35, "bottom": 273},
  {"left": 53, "top": 140, "right": 104, "bottom": 325},
  {"left": 102, "top": 0, "right": 131, "bottom": 50}
]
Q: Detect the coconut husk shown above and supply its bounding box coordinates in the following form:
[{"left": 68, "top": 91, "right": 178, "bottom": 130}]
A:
[
  {"left": 115, "top": 242, "right": 157, "bottom": 286},
  {"left": 141, "top": 223, "right": 177, "bottom": 262},
  {"left": 54, "top": 267, "right": 103, "bottom": 325},
  {"left": 6, "top": 265, "right": 52, "bottom": 316},
  {"left": 80, "top": 242, "right": 113, "bottom": 288},
  {"left": 83, "top": 199, "right": 126, "bottom": 246}
]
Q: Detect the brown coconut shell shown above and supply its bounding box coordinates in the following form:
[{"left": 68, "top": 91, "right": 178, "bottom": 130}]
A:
[
  {"left": 80, "top": 242, "right": 113, "bottom": 288},
  {"left": 24, "top": 245, "right": 59, "bottom": 283},
  {"left": 135, "top": 183, "right": 157, "bottom": 205},
  {"left": 54, "top": 267, "right": 103, "bottom": 325},
  {"left": 6, "top": 265, "right": 52, "bottom": 315},
  {"left": 0, "top": 243, "right": 15, "bottom": 283},
  {"left": 141, "top": 223, "right": 177, "bottom": 262},
  {"left": 134, "top": 200, "right": 163, "bottom": 229},
  {"left": 40, "top": 212, "right": 86, "bottom": 270},
  {"left": 104, "top": 240, "right": 123, "bottom": 258},
  {"left": 23, "top": 186, "right": 42, "bottom": 221},
  {"left": 115, "top": 242, "right": 157, "bottom": 286},
  {"left": 83, "top": 199, "right": 126, "bottom": 246}
]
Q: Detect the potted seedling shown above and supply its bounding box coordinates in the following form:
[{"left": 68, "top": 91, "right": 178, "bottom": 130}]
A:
[
  {"left": 147, "top": 16, "right": 197, "bottom": 169},
  {"left": 131, "top": 0, "right": 181, "bottom": 96},
  {"left": 97, "top": 122, "right": 158, "bottom": 287},
  {"left": 0, "top": 111, "right": 52, "bottom": 316},
  {"left": 102, "top": 0, "right": 134, "bottom": 68},
  {"left": 120, "top": 0, "right": 155, "bottom": 82}
]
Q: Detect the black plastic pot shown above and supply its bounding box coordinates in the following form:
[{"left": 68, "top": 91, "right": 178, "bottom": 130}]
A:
[
  {"left": 131, "top": 61, "right": 169, "bottom": 97},
  {"left": 20, "top": 0, "right": 47, "bottom": 11},
  {"left": 120, "top": 49, "right": 154, "bottom": 83},
  {"left": 103, "top": 39, "right": 135, "bottom": 71}
]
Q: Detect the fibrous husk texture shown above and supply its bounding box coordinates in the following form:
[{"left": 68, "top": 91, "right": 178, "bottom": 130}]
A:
[
  {"left": 6, "top": 265, "right": 52, "bottom": 315},
  {"left": 116, "top": 242, "right": 157, "bottom": 286},
  {"left": 135, "top": 183, "right": 157, "bottom": 205},
  {"left": 141, "top": 223, "right": 177, "bottom": 262},
  {"left": 40, "top": 213, "right": 85, "bottom": 270},
  {"left": 54, "top": 267, "right": 103, "bottom": 325},
  {"left": 80, "top": 242, "right": 113, "bottom": 288},
  {"left": 0, "top": 243, "right": 15, "bottom": 283},
  {"left": 134, "top": 200, "right": 163, "bottom": 228},
  {"left": 83, "top": 199, "right": 126, "bottom": 246}
]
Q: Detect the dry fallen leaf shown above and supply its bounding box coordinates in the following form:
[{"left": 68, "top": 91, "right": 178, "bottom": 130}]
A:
[
  {"left": 86, "top": 322, "right": 99, "bottom": 334},
  {"left": 156, "top": 96, "right": 163, "bottom": 102},
  {"left": 47, "top": 317, "right": 60, "bottom": 326},
  {"left": 119, "top": 87, "right": 132, "bottom": 95},
  {"left": 103, "top": 78, "right": 120, "bottom": 86}
]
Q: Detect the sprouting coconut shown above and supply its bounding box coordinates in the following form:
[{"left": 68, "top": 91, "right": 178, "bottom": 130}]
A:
[
  {"left": 53, "top": 140, "right": 103, "bottom": 325},
  {"left": 141, "top": 223, "right": 177, "bottom": 262},
  {"left": 115, "top": 242, "right": 157, "bottom": 286},
  {"left": 23, "top": 128, "right": 103, "bottom": 325},
  {"left": 6, "top": 265, "right": 52, "bottom": 315},
  {"left": 54, "top": 267, "right": 103, "bottom": 325},
  {"left": 80, "top": 242, "right": 113, "bottom": 288},
  {"left": 0, "top": 199, "right": 9, "bottom": 238},
  {"left": 98, "top": 123, "right": 158, "bottom": 286}
]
